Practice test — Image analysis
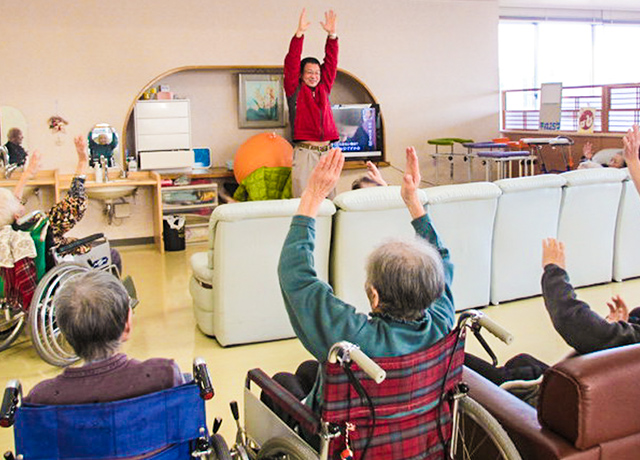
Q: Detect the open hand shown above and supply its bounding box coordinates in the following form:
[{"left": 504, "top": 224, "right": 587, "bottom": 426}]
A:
[
  {"left": 296, "top": 8, "right": 311, "bottom": 36},
  {"left": 305, "top": 148, "right": 344, "bottom": 200},
  {"left": 74, "top": 136, "right": 88, "bottom": 164},
  {"left": 623, "top": 125, "right": 640, "bottom": 165},
  {"left": 320, "top": 10, "right": 337, "bottom": 35},
  {"left": 582, "top": 141, "right": 593, "bottom": 160},
  {"left": 24, "top": 150, "right": 42, "bottom": 178},
  {"left": 542, "top": 238, "right": 566, "bottom": 269},
  {"left": 365, "top": 161, "right": 387, "bottom": 186},
  {"left": 605, "top": 295, "right": 629, "bottom": 323},
  {"left": 297, "top": 148, "right": 344, "bottom": 218}
]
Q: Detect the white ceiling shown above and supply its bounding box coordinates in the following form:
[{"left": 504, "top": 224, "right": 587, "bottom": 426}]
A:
[{"left": 499, "top": 0, "right": 640, "bottom": 11}]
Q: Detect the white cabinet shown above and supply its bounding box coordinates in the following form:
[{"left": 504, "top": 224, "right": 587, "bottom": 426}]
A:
[{"left": 134, "top": 100, "right": 194, "bottom": 170}]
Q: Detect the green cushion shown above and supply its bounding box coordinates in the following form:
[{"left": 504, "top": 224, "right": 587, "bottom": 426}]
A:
[{"left": 233, "top": 167, "right": 293, "bottom": 202}]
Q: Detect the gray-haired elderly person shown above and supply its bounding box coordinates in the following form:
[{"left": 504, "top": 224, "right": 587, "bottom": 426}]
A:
[
  {"left": 4, "top": 127, "right": 28, "bottom": 166},
  {"left": 25, "top": 270, "right": 185, "bottom": 405},
  {"left": 269, "top": 146, "right": 455, "bottom": 415}
]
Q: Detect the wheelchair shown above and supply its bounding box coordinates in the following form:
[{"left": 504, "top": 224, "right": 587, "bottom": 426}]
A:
[
  {"left": 0, "top": 210, "right": 137, "bottom": 367},
  {"left": 0, "top": 358, "right": 232, "bottom": 460},
  {"left": 230, "top": 311, "right": 522, "bottom": 460}
]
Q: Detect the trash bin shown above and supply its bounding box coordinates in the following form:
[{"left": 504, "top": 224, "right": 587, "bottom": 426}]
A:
[{"left": 163, "top": 215, "right": 186, "bottom": 251}]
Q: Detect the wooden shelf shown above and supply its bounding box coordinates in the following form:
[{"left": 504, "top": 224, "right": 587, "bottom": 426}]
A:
[{"left": 160, "top": 167, "right": 234, "bottom": 180}]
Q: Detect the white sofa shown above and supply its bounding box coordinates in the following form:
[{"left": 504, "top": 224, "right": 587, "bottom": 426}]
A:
[
  {"left": 189, "top": 199, "right": 335, "bottom": 346},
  {"left": 189, "top": 169, "right": 640, "bottom": 346}
]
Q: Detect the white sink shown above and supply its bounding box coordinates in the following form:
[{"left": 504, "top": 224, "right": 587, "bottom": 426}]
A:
[{"left": 86, "top": 181, "right": 137, "bottom": 201}]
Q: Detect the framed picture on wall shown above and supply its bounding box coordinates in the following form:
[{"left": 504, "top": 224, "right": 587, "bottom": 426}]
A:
[{"left": 238, "top": 74, "right": 285, "bottom": 128}]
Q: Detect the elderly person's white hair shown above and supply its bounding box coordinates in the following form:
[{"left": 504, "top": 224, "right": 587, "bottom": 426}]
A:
[{"left": 0, "top": 188, "right": 21, "bottom": 227}]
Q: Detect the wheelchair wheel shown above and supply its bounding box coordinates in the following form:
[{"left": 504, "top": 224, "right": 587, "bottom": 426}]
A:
[
  {"left": 211, "top": 433, "right": 233, "bottom": 460},
  {"left": 28, "top": 263, "right": 89, "bottom": 367},
  {"left": 0, "top": 302, "right": 25, "bottom": 352},
  {"left": 453, "top": 396, "right": 522, "bottom": 460},
  {"left": 256, "top": 436, "right": 317, "bottom": 460}
]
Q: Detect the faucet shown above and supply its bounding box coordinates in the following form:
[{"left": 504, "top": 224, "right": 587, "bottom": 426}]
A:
[
  {"left": 100, "top": 156, "right": 109, "bottom": 182},
  {"left": 4, "top": 163, "right": 18, "bottom": 179}
]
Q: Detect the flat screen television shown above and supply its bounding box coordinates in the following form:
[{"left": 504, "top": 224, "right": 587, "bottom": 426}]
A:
[{"left": 331, "top": 103, "right": 382, "bottom": 160}]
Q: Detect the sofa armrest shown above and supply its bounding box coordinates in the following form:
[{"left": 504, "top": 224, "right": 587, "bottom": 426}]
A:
[
  {"left": 464, "top": 367, "right": 596, "bottom": 460},
  {"left": 539, "top": 344, "right": 640, "bottom": 450}
]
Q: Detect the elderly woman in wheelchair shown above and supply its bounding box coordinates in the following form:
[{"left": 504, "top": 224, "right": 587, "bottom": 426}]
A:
[
  {"left": 248, "top": 147, "right": 457, "bottom": 459},
  {"left": 0, "top": 269, "right": 229, "bottom": 460},
  {"left": 0, "top": 137, "right": 129, "bottom": 365},
  {"left": 230, "top": 148, "right": 520, "bottom": 460}
]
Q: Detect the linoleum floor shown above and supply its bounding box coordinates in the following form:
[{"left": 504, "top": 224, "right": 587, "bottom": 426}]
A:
[{"left": 2, "top": 242, "right": 640, "bottom": 453}]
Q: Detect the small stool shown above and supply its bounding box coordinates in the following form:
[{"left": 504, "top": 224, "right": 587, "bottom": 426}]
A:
[
  {"left": 428, "top": 138, "right": 474, "bottom": 184},
  {"left": 461, "top": 142, "right": 509, "bottom": 182},
  {"left": 477, "top": 150, "right": 533, "bottom": 181}
]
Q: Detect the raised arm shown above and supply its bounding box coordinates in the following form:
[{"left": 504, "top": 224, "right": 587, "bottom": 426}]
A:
[
  {"left": 13, "top": 150, "right": 41, "bottom": 201},
  {"left": 74, "top": 135, "right": 89, "bottom": 177},
  {"left": 283, "top": 9, "right": 309, "bottom": 96},
  {"left": 623, "top": 125, "right": 640, "bottom": 195},
  {"left": 319, "top": 10, "right": 338, "bottom": 90},
  {"left": 401, "top": 146, "right": 426, "bottom": 220},
  {"left": 541, "top": 238, "right": 640, "bottom": 354}
]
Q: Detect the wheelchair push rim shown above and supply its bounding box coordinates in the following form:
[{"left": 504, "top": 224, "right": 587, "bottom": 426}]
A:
[
  {"left": 453, "top": 396, "right": 522, "bottom": 460},
  {"left": 28, "top": 263, "right": 89, "bottom": 367},
  {"left": 0, "top": 302, "right": 26, "bottom": 352}
]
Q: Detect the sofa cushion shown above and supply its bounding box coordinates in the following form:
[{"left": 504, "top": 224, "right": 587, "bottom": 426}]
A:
[
  {"left": 490, "top": 174, "right": 566, "bottom": 304},
  {"left": 613, "top": 171, "right": 640, "bottom": 281},
  {"left": 424, "top": 182, "right": 501, "bottom": 310},
  {"left": 557, "top": 168, "right": 627, "bottom": 287},
  {"left": 538, "top": 344, "right": 640, "bottom": 450}
]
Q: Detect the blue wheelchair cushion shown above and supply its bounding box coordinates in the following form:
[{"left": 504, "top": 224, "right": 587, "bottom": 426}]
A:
[{"left": 15, "top": 382, "right": 206, "bottom": 459}]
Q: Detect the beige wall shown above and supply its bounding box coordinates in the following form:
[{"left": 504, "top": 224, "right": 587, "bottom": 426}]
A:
[{"left": 2, "top": 0, "right": 500, "bottom": 239}]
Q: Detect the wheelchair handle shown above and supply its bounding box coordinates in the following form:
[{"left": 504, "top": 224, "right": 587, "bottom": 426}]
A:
[
  {"left": 476, "top": 311, "right": 514, "bottom": 345},
  {"left": 193, "top": 357, "right": 214, "bottom": 400},
  {"left": 328, "top": 342, "right": 386, "bottom": 384},
  {"left": 0, "top": 380, "right": 21, "bottom": 428},
  {"left": 55, "top": 233, "right": 106, "bottom": 256}
]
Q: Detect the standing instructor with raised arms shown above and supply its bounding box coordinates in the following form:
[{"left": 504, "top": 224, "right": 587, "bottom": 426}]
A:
[{"left": 284, "top": 8, "right": 339, "bottom": 198}]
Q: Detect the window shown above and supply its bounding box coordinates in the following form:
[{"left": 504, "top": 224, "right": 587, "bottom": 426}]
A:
[
  {"left": 499, "top": 20, "right": 640, "bottom": 90},
  {"left": 499, "top": 15, "right": 640, "bottom": 132}
]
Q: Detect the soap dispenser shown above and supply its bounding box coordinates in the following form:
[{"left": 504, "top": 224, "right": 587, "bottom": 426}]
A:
[
  {"left": 128, "top": 155, "right": 138, "bottom": 172},
  {"left": 94, "top": 161, "right": 103, "bottom": 183}
]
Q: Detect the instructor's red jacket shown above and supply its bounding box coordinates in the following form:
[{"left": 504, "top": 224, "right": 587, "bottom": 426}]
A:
[{"left": 284, "top": 35, "right": 339, "bottom": 143}]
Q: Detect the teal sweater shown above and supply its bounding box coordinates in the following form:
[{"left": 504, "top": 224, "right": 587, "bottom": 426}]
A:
[{"left": 278, "top": 214, "right": 455, "bottom": 409}]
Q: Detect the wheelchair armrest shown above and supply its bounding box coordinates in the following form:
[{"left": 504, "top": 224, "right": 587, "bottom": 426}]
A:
[
  {"left": 246, "top": 368, "right": 320, "bottom": 436},
  {"left": 55, "top": 233, "right": 106, "bottom": 256},
  {"left": 0, "top": 380, "right": 22, "bottom": 428}
]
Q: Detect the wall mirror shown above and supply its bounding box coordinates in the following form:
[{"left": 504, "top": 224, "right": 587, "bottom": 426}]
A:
[{"left": 88, "top": 123, "right": 119, "bottom": 167}]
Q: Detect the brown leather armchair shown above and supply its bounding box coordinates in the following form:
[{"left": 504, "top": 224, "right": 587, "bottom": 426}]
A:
[{"left": 464, "top": 343, "right": 640, "bottom": 460}]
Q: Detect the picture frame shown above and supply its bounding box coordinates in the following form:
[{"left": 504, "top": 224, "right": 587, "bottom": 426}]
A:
[{"left": 238, "top": 74, "right": 285, "bottom": 128}]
